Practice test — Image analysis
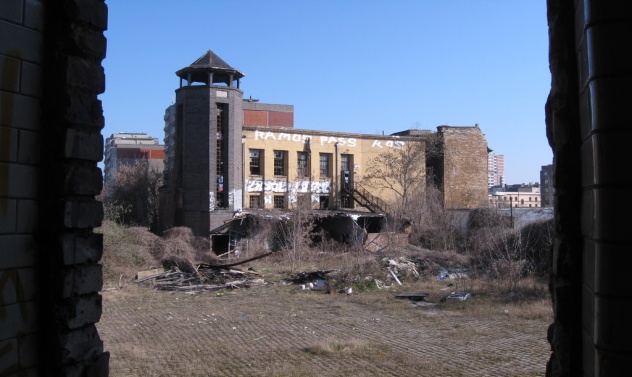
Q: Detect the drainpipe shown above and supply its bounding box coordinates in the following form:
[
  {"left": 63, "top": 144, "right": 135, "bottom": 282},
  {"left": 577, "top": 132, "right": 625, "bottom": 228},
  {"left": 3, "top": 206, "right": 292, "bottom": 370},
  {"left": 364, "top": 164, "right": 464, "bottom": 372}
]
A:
[
  {"left": 242, "top": 136, "right": 246, "bottom": 209},
  {"left": 334, "top": 142, "right": 339, "bottom": 209}
]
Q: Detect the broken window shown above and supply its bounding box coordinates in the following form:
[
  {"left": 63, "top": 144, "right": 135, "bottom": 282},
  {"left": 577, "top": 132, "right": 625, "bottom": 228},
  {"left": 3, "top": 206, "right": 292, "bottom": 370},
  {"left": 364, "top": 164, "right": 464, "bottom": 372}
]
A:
[
  {"left": 250, "top": 149, "right": 262, "bottom": 175},
  {"left": 319, "top": 153, "right": 331, "bottom": 178},
  {"left": 297, "top": 152, "right": 308, "bottom": 177},
  {"left": 274, "top": 195, "right": 285, "bottom": 209},
  {"left": 274, "top": 150, "right": 286, "bottom": 176},
  {"left": 249, "top": 195, "right": 261, "bottom": 208},
  {"left": 319, "top": 195, "right": 329, "bottom": 209}
]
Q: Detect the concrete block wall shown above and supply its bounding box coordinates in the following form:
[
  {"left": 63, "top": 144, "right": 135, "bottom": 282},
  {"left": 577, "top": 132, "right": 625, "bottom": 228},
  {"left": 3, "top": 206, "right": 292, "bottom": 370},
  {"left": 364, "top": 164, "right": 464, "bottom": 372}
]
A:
[
  {"left": 1, "top": 1, "right": 46, "bottom": 375},
  {"left": 547, "top": 1, "right": 632, "bottom": 375},
  {"left": 574, "top": 0, "right": 632, "bottom": 375},
  {"left": 1, "top": 0, "right": 109, "bottom": 375}
]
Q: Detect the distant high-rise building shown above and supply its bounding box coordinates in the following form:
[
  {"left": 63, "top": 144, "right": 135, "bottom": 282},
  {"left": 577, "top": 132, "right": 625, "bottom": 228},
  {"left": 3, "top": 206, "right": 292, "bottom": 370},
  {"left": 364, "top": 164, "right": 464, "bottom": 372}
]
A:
[
  {"left": 487, "top": 152, "right": 505, "bottom": 187},
  {"left": 540, "top": 164, "right": 554, "bottom": 207},
  {"left": 103, "top": 132, "right": 165, "bottom": 189}
]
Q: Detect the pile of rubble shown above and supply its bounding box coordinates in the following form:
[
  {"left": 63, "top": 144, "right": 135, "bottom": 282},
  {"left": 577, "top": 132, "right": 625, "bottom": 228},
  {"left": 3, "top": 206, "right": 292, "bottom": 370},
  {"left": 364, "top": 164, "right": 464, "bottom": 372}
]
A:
[{"left": 135, "top": 252, "right": 273, "bottom": 293}]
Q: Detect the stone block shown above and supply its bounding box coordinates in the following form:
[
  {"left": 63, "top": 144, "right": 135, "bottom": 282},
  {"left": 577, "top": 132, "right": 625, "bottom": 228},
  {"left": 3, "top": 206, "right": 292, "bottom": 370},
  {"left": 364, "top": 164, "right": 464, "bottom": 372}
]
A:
[
  {"left": 0, "top": 20, "right": 43, "bottom": 61},
  {"left": 588, "top": 76, "right": 632, "bottom": 133},
  {"left": 594, "top": 294, "right": 632, "bottom": 352},
  {"left": 55, "top": 163, "right": 103, "bottom": 196},
  {"left": 0, "top": 55, "right": 20, "bottom": 92},
  {"left": 23, "top": 0, "right": 44, "bottom": 31},
  {"left": 70, "top": 23, "right": 107, "bottom": 60},
  {"left": 58, "top": 325, "right": 103, "bottom": 364},
  {"left": 58, "top": 294, "right": 103, "bottom": 329},
  {"left": 63, "top": 129, "right": 103, "bottom": 162},
  {"left": 85, "top": 352, "right": 110, "bottom": 377},
  {"left": 0, "top": 93, "right": 41, "bottom": 131},
  {"left": 594, "top": 242, "right": 632, "bottom": 297},
  {"left": 16, "top": 200, "right": 38, "bottom": 233},
  {"left": 582, "top": 0, "right": 632, "bottom": 30},
  {"left": 0, "top": 126, "right": 18, "bottom": 161},
  {"left": 17, "top": 333, "right": 38, "bottom": 368},
  {"left": 0, "top": 235, "right": 37, "bottom": 269},
  {"left": 64, "top": 0, "right": 108, "bottom": 31},
  {"left": 0, "top": 338, "right": 19, "bottom": 375},
  {"left": 59, "top": 264, "right": 103, "bottom": 298},
  {"left": 0, "top": 269, "right": 18, "bottom": 305},
  {"left": 0, "top": 163, "right": 39, "bottom": 199},
  {"left": 63, "top": 200, "right": 103, "bottom": 229},
  {"left": 0, "top": 301, "right": 39, "bottom": 341},
  {"left": 0, "top": 268, "right": 37, "bottom": 306},
  {"left": 60, "top": 232, "right": 103, "bottom": 265},
  {"left": 17, "top": 129, "right": 40, "bottom": 164},
  {"left": 0, "top": 0, "right": 23, "bottom": 24},
  {"left": 0, "top": 198, "right": 17, "bottom": 233},
  {"left": 61, "top": 55, "right": 105, "bottom": 94},
  {"left": 20, "top": 61, "right": 43, "bottom": 97},
  {"left": 586, "top": 23, "right": 632, "bottom": 81},
  {"left": 57, "top": 93, "right": 104, "bottom": 129}
]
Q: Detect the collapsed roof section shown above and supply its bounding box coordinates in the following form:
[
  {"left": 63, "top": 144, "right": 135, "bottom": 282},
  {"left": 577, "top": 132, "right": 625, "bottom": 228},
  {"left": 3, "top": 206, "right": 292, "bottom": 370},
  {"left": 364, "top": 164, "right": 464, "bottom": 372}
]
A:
[{"left": 209, "top": 209, "right": 388, "bottom": 254}]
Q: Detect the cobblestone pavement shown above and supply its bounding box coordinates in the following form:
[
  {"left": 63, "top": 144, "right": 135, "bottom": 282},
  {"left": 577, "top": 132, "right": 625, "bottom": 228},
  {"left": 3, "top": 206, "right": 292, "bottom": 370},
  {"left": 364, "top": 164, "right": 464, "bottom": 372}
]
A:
[{"left": 98, "top": 284, "right": 550, "bottom": 377}]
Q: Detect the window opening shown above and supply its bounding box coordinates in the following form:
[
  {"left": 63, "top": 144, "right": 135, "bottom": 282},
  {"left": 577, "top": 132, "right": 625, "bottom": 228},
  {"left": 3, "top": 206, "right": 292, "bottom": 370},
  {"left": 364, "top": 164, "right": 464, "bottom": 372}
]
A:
[
  {"left": 320, "top": 153, "right": 331, "bottom": 178},
  {"left": 250, "top": 149, "right": 261, "bottom": 175},
  {"left": 274, "top": 151, "right": 286, "bottom": 176},
  {"left": 297, "top": 152, "right": 308, "bottom": 177},
  {"left": 274, "top": 195, "right": 285, "bottom": 209}
]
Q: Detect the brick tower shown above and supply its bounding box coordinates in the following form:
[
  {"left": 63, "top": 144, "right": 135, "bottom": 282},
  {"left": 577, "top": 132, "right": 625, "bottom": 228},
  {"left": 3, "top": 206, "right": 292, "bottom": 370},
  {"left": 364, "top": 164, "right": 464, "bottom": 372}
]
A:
[{"left": 161, "top": 51, "right": 245, "bottom": 235}]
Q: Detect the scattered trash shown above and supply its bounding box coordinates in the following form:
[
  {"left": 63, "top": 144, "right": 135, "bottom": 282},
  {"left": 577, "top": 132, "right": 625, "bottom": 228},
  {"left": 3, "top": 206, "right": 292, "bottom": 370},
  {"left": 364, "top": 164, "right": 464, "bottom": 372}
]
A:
[
  {"left": 445, "top": 292, "right": 470, "bottom": 301},
  {"left": 387, "top": 267, "right": 402, "bottom": 286},
  {"left": 344, "top": 287, "right": 353, "bottom": 295}
]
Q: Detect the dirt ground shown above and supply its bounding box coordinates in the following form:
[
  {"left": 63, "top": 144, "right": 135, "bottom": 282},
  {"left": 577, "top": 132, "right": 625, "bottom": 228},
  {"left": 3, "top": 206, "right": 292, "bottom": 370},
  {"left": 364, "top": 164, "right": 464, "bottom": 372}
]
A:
[{"left": 98, "top": 278, "right": 551, "bottom": 377}]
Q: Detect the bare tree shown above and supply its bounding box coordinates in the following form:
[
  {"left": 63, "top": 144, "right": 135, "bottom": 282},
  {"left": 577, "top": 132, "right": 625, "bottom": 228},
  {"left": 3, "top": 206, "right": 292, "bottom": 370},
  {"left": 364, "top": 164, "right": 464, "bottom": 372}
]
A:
[
  {"left": 103, "top": 160, "right": 163, "bottom": 231},
  {"left": 362, "top": 139, "right": 426, "bottom": 218},
  {"left": 360, "top": 134, "right": 460, "bottom": 249}
]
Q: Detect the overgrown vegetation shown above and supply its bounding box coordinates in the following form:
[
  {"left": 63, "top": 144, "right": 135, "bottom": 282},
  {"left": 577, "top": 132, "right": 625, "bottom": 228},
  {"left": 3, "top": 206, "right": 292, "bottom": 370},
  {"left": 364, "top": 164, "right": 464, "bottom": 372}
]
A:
[
  {"left": 97, "top": 220, "right": 216, "bottom": 288},
  {"left": 101, "top": 160, "right": 163, "bottom": 231}
]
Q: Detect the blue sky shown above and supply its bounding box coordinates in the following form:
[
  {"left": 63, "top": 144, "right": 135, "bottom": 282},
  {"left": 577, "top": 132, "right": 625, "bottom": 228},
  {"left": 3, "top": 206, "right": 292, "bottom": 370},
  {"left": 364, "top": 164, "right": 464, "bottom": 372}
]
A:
[{"left": 101, "top": 1, "right": 552, "bottom": 184}]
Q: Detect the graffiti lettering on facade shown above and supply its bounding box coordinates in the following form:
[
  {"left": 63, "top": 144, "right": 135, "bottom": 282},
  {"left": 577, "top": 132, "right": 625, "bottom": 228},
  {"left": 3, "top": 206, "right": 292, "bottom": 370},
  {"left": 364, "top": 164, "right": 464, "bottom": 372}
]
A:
[
  {"left": 371, "top": 140, "right": 405, "bottom": 149},
  {"left": 318, "top": 136, "right": 357, "bottom": 147},
  {"left": 253, "top": 130, "right": 405, "bottom": 149},
  {"left": 247, "top": 179, "right": 331, "bottom": 194},
  {"left": 254, "top": 131, "right": 311, "bottom": 144}
]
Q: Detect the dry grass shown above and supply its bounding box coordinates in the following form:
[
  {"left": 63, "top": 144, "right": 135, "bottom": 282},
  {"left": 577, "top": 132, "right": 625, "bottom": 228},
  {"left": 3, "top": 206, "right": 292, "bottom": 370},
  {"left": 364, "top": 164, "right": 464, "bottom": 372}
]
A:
[{"left": 98, "top": 221, "right": 553, "bottom": 376}]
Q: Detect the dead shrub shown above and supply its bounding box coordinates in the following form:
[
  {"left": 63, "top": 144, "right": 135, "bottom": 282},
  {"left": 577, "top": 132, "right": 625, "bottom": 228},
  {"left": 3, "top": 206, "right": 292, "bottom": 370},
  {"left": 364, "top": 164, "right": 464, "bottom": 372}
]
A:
[
  {"left": 151, "top": 227, "right": 217, "bottom": 267},
  {"left": 97, "top": 221, "right": 161, "bottom": 287}
]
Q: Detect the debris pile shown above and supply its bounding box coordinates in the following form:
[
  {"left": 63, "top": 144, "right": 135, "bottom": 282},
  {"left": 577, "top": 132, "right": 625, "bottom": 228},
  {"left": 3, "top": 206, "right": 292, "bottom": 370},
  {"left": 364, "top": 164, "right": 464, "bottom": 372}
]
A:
[
  {"left": 135, "top": 265, "right": 265, "bottom": 292},
  {"left": 135, "top": 252, "right": 274, "bottom": 293}
]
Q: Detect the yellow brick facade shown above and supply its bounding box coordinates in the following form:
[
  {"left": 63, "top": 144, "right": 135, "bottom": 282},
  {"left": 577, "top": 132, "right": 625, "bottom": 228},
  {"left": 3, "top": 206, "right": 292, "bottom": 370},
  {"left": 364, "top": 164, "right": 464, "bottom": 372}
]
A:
[{"left": 242, "top": 126, "right": 422, "bottom": 210}]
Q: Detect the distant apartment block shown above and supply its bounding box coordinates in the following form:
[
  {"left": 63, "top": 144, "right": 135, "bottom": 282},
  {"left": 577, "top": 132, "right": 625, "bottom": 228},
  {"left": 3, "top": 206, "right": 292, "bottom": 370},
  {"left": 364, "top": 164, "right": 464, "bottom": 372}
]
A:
[
  {"left": 103, "top": 132, "right": 165, "bottom": 188},
  {"left": 488, "top": 152, "right": 505, "bottom": 187},
  {"left": 540, "top": 164, "right": 554, "bottom": 207}
]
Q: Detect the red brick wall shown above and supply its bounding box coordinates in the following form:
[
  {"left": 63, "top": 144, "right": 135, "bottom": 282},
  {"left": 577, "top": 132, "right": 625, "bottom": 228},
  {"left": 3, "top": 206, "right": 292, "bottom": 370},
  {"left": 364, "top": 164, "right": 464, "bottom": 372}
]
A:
[
  {"left": 244, "top": 110, "right": 293, "bottom": 127},
  {"left": 268, "top": 111, "right": 293, "bottom": 127},
  {"left": 244, "top": 110, "right": 267, "bottom": 126}
]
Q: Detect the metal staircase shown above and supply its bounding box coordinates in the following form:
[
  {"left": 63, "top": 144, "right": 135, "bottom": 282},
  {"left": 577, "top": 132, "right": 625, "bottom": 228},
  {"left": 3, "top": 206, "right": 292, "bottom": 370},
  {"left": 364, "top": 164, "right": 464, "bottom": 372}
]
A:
[{"left": 345, "top": 183, "right": 391, "bottom": 214}]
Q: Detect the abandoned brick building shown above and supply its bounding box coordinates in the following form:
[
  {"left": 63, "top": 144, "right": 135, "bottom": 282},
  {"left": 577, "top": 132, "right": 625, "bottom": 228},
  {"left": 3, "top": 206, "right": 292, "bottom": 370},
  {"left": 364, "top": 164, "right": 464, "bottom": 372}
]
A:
[
  {"left": 158, "top": 50, "right": 489, "bottom": 237},
  {"left": 0, "top": 0, "right": 629, "bottom": 375}
]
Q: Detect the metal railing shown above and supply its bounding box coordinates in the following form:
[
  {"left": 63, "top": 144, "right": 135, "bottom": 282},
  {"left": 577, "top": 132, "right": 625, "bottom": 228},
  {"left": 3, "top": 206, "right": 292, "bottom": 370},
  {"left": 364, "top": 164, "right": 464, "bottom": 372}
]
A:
[{"left": 348, "top": 182, "right": 390, "bottom": 214}]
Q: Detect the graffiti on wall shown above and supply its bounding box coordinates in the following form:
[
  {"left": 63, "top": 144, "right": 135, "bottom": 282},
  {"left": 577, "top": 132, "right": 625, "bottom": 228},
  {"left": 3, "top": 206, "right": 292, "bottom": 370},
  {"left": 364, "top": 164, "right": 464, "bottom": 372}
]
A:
[
  {"left": 253, "top": 130, "right": 405, "bottom": 149},
  {"left": 209, "top": 192, "right": 215, "bottom": 211},
  {"left": 247, "top": 179, "right": 331, "bottom": 194}
]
